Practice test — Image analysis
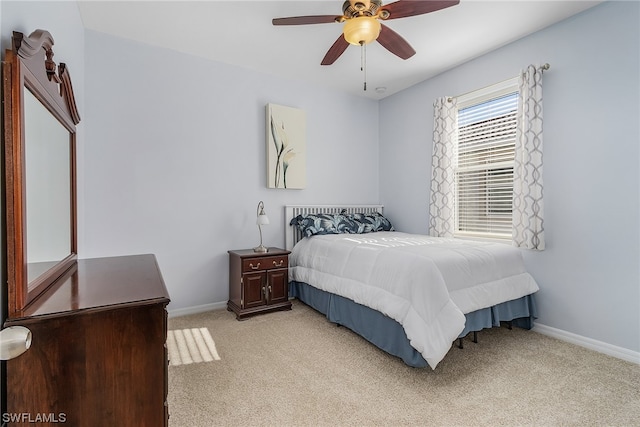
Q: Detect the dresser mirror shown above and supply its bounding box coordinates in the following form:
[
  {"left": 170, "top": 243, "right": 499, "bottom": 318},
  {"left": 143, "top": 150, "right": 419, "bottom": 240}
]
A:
[{"left": 3, "top": 30, "right": 80, "bottom": 317}]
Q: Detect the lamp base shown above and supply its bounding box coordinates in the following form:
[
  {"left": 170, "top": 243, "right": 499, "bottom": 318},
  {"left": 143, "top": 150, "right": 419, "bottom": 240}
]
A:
[{"left": 253, "top": 245, "right": 268, "bottom": 253}]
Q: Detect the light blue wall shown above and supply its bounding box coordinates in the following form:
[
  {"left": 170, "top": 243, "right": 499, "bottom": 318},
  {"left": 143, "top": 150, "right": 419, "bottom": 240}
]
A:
[
  {"left": 1, "top": 0, "right": 86, "bottom": 313},
  {"left": 0, "top": 0, "right": 86, "bottom": 412},
  {"left": 379, "top": 1, "right": 640, "bottom": 353},
  {"left": 0, "top": 2, "right": 379, "bottom": 315},
  {"left": 82, "top": 31, "right": 379, "bottom": 310},
  {"left": 1, "top": 1, "right": 638, "bottom": 359}
]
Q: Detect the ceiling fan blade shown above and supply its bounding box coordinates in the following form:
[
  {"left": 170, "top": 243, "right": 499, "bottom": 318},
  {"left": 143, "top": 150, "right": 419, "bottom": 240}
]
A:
[
  {"left": 381, "top": 0, "right": 459, "bottom": 20},
  {"left": 377, "top": 24, "right": 416, "bottom": 60},
  {"left": 272, "top": 15, "right": 341, "bottom": 26},
  {"left": 321, "top": 35, "right": 350, "bottom": 65}
]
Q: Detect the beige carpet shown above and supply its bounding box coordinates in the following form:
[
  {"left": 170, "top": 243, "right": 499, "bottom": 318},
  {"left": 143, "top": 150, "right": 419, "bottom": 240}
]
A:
[{"left": 167, "top": 300, "right": 640, "bottom": 426}]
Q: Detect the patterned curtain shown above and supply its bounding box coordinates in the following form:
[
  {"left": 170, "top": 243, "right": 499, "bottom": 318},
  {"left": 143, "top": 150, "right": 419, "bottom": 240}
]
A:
[
  {"left": 428, "top": 97, "right": 458, "bottom": 237},
  {"left": 513, "top": 65, "right": 545, "bottom": 250}
]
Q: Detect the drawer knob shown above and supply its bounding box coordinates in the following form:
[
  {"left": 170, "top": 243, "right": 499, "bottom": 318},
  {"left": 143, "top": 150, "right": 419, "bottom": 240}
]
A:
[
  {"left": 249, "top": 262, "right": 261, "bottom": 270},
  {"left": 273, "top": 260, "right": 284, "bottom": 267}
]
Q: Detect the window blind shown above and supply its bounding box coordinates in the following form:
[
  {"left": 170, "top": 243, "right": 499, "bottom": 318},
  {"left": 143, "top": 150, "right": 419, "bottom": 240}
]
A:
[{"left": 456, "top": 92, "right": 518, "bottom": 238}]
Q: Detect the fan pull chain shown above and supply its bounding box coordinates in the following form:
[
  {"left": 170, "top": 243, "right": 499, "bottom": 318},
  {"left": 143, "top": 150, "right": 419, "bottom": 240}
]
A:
[{"left": 360, "top": 42, "right": 367, "bottom": 91}]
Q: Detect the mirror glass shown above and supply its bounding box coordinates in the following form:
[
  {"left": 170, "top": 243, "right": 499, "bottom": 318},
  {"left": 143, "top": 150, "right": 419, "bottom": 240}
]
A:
[{"left": 24, "top": 88, "right": 72, "bottom": 286}]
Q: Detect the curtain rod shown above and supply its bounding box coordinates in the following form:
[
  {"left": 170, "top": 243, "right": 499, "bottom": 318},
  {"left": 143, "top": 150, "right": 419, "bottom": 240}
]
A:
[{"left": 446, "top": 63, "right": 550, "bottom": 103}]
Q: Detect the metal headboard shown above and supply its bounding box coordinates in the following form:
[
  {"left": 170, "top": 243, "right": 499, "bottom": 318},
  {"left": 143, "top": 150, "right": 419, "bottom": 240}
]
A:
[{"left": 284, "top": 204, "right": 384, "bottom": 251}]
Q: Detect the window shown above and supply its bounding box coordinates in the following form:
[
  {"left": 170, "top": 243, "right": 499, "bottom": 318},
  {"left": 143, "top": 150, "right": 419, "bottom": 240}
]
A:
[{"left": 455, "top": 78, "right": 519, "bottom": 239}]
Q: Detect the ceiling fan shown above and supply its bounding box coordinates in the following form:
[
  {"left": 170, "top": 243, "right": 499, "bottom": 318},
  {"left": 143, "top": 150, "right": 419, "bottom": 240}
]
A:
[{"left": 272, "top": 0, "right": 460, "bottom": 66}]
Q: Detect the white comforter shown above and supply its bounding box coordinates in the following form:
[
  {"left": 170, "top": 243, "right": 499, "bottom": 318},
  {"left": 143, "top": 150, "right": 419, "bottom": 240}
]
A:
[{"left": 289, "top": 232, "right": 539, "bottom": 368}]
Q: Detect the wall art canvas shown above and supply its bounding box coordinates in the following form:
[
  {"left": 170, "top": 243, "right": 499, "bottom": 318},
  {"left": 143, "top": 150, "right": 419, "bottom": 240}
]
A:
[{"left": 266, "top": 103, "right": 306, "bottom": 189}]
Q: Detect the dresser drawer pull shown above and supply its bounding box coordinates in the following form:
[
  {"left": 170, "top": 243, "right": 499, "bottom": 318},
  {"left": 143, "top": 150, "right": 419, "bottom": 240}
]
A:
[
  {"left": 249, "top": 262, "right": 261, "bottom": 270},
  {"left": 273, "top": 260, "right": 284, "bottom": 267}
]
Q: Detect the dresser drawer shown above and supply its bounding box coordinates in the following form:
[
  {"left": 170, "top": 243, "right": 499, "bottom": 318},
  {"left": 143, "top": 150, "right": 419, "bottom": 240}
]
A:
[{"left": 242, "top": 255, "right": 288, "bottom": 272}]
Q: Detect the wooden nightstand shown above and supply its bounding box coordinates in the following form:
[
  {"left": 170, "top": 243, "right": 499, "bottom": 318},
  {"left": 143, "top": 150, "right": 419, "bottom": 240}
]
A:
[{"left": 227, "top": 248, "right": 292, "bottom": 320}]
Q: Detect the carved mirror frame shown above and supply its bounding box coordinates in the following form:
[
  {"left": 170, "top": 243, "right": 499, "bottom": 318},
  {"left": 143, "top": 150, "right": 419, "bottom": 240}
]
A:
[{"left": 3, "top": 30, "right": 81, "bottom": 318}]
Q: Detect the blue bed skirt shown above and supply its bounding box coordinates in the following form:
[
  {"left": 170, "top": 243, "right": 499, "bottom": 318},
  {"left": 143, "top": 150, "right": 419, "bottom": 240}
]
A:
[{"left": 289, "top": 281, "right": 537, "bottom": 368}]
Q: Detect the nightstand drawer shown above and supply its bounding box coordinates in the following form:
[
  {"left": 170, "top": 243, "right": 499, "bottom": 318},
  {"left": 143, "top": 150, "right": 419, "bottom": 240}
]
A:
[{"left": 242, "top": 255, "right": 288, "bottom": 272}]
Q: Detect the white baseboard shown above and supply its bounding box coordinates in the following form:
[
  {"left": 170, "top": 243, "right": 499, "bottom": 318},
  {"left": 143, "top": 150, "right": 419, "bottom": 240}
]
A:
[
  {"left": 168, "top": 301, "right": 227, "bottom": 318},
  {"left": 533, "top": 323, "right": 640, "bottom": 365}
]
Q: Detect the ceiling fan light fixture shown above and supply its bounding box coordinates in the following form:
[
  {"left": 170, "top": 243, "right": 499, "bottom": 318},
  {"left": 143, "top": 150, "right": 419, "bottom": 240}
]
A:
[{"left": 343, "top": 16, "right": 381, "bottom": 45}]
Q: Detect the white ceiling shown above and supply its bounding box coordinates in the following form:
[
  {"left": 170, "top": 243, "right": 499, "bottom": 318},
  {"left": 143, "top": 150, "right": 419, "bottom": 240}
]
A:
[{"left": 77, "top": 0, "right": 603, "bottom": 100}]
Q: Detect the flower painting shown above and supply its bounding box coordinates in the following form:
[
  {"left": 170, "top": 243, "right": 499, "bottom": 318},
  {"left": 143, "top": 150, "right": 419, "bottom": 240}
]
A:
[{"left": 266, "top": 103, "right": 306, "bottom": 189}]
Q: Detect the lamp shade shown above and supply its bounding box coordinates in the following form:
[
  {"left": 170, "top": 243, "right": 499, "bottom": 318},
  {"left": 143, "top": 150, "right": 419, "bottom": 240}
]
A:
[
  {"left": 0, "top": 326, "right": 31, "bottom": 360},
  {"left": 254, "top": 201, "right": 269, "bottom": 253},
  {"left": 343, "top": 16, "right": 381, "bottom": 46},
  {"left": 256, "top": 213, "right": 270, "bottom": 226}
]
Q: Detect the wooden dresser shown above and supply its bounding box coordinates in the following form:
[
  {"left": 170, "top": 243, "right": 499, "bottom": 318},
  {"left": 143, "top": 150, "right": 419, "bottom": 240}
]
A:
[{"left": 3, "top": 254, "right": 170, "bottom": 426}]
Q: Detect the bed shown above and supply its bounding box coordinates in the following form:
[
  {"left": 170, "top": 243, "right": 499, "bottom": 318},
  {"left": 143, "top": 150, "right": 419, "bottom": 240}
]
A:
[{"left": 285, "top": 204, "right": 539, "bottom": 369}]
